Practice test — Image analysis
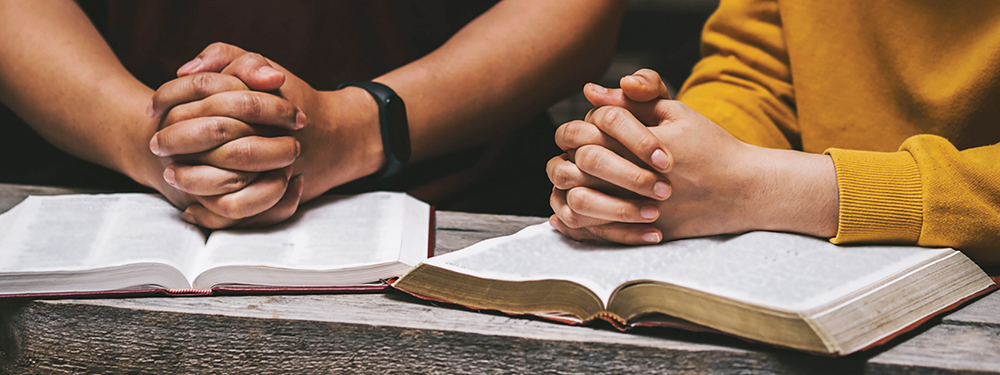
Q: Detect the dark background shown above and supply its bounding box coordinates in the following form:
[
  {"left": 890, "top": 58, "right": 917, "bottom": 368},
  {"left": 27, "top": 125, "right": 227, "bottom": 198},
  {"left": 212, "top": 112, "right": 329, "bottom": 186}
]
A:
[{"left": 0, "top": 0, "right": 718, "bottom": 214}]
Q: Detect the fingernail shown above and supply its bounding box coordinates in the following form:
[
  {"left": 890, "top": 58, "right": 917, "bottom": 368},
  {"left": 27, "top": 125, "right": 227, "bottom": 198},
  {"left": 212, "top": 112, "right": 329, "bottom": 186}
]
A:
[
  {"left": 653, "top": 181, "right": 671, "bottom": 199},
  {"left": 651, "top": 149, "right": 669, "bottom": 170},
  {"left": 643, "top": 232, "right": 661, "bottom": 244},
  {"left": 178, "top": 58, "right": 202, "bottom": 74},
  {"left": 294, "top": 111, "right": 307, "bottom": 129},
  {"left": 548, "top": 215, "right": 559, "bottom": 229},
  {"left": 587, "top": 82, "right": 607, "bottom": 93},
  {"left": 294, "top": 141, "right": 301, "bottom": 157},
  {"left": 146, "top": 101, "right": 155, "bottom": 118},
  {"left": 295, "top": 175, "right": 305, "bottom": 196},
  {"left": 641, "top": 205, "right": 659, "bottom": 220},
  {"left": 163, "top": 167, "right": 176, "bottom": 186},
  {"left": 284, "top": 166, "right": 294, "bottom": 180},
  {"left": 631, "top": 74, "right": 649, "bottom": 85},
  {"left": 149, "top": 136, "right": 163, "bottom": 156},
  {"left": 181, "top": 209, "right": 196, "bottom": 224}
]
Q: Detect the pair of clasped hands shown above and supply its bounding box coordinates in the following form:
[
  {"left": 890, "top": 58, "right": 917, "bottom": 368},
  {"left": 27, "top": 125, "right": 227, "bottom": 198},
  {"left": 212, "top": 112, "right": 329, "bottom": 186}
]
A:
[
  {"left": 146, "top": 43, "right": 383, "bottom": 229},
  {"left": 547, "top": 69, "right": 837, "bottom": 245}
]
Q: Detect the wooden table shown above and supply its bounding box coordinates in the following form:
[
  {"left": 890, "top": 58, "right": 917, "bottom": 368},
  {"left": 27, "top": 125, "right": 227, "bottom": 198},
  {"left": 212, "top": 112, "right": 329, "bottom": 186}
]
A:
[{"left": 0, "top": 183, "right": 997, "bottom": 374}]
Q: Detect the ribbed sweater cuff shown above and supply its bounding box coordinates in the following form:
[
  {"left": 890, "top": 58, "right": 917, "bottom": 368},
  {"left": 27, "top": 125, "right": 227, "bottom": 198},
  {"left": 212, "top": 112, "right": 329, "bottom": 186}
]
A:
[{"left": 824, "top": 148, "right": 923, "bottom": 245}]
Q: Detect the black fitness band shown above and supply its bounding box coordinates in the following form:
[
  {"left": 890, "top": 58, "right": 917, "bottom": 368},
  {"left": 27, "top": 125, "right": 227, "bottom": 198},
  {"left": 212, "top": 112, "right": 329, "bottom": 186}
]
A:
[{"left": 337, "top": 81, "right": 411, "bottom": 180}]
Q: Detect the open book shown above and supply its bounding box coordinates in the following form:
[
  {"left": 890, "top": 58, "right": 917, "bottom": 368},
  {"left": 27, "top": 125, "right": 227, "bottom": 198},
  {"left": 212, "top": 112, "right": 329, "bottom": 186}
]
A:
[
  {"left": 0, "top": 192, "right": 432, "bottom": 298},
  {"left": 393, "top": 224, "right": 996, "bottom": 356}
]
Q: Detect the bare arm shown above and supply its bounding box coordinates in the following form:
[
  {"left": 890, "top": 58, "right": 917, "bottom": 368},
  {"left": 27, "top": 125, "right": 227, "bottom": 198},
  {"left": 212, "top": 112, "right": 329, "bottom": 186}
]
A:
[
  {"left": 0, "top": 0, "right": 302, "bottom": 223},
  {"left": 0, "top": 0, "right": 158, "bottom": 183},
  {"left": 150, "top": 0, "right": 628, "bottom": 220},
  {"left": 376, "top": 0, "right": 627, "bottom": 162}
]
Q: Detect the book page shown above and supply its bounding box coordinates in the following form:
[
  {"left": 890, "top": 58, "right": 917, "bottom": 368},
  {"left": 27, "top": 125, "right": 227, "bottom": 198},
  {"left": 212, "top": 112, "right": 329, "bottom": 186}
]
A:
[
  {"left": 193, "top": 192, "right": 428, "bottom": 278},
  {"left": 424, "top": 224, "right": 951, "bottom": 311},
  {"left": 0, "top": 194, "right": 206, "bottom": 277}
]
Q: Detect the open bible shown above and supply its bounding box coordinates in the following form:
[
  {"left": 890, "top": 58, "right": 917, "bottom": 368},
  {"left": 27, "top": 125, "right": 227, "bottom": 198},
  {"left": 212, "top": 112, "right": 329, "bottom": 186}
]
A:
[
  {"left": 0, "top": 192, "right": 432, "bottom": 298},
  {"left": 393, "top": 224, "right": 996, "bottom": 356}
]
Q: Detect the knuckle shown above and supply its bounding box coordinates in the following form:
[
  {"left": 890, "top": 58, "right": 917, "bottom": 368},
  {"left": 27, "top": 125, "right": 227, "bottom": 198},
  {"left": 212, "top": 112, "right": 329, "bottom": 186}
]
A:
[
  {"left": 563, "top": 121, "right": 597, "bottom": 144},
  {"left": 240, "top": 53, "right": 267, "bottom": 68},
  {"left": 625, "top": 169, "right": 652, "bottom": 191},
  {"left": 594, "top": 106, "right": 629, "bottom": 130},
  {"left": 215, "top": 197, "right": 251, "bottom": 220},
  {"left": 658, "top": 100, "right": 689, "bottom": 117},
  {"left": 574, "top": 145, "right": 605, "bottom": 173},
  {"left": 565, "top": 188, "right": 593, "bottom": 213},
  {"left": 235, "top": 141, "right": 256, "bottom": 167},
  {"left": 559, "top": 208, "right": 582, "bottom": 228},
  {"left": 206, "top": 118, "right": 232, "bottom": 145},
  {"left": 222, "top": 173, "right": 253, "bottom": 192},
  {"left": 213, "top": 200, "right": 239, "bottom": 219},
  {"left": 550, "top": 164, "right": 577, "bottom": 189},
  {"left": 189, "top": 73, "right": 215, "bottom": 97},
  {"left": 586, "top": 225, "right": 611, "bottom": 239},
  {"left": 636, "top": 134, "right": 661, "bottom": 154},
  {"left": 238, "top": 94, "right": 264, "bottom": 120},
  {"left": 222, "top": 140, "right": 256, "bottom": 169},
  {"left": 206, "top": 41, "right": 228, "bottom": 52},
  {"left": 613, "top": 204, "right": 632, "bottom": 220}
]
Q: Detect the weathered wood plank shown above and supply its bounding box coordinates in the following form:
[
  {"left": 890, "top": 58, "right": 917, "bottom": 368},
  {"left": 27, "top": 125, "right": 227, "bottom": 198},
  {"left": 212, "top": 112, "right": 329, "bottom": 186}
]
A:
[
  {"left": 1, "top": 295, "right": 869, "bottom": 375},
  {"left": 0, "top": 184, "right": 89, "bottom": 213},
  {"left": 434, "top": 211, "right": 546, "bottom": 254},
  {"left": 943, "top": 290, "right": 1000, "bottom": 326},
  {"left": 868, "top": 323, "right": 1000, "bottom": 374}
]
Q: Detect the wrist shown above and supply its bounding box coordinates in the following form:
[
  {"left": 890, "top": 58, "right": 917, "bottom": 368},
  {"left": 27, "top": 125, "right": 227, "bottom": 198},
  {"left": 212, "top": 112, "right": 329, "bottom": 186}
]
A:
[
  {"left": 336, "top": 81, "right": 410, "bottom": 179},
  {"left": 115, "top": 94, "right": 169, "bottom": 190},
  {"left": 326, "top": 87, "right": 384, "bottom": 176},
  {"left": 297, "top": 89, "right": 383, "bottom": 199},
  {"left": 750, "top": 147, "right": 839, "bottom": 237}
]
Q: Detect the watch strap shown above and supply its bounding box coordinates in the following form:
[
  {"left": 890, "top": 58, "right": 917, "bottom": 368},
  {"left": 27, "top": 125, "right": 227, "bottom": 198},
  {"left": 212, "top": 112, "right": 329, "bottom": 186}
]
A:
[{"left": 337, "top": 81, "right": 410, "bottom": 180}]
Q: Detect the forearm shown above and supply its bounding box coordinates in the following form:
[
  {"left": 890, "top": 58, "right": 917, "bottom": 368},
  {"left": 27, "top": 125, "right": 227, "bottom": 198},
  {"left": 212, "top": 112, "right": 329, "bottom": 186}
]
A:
[
  {"left": 375, "top": 0, "right": 626, "bottom": 162},
  {"left": 748, "top": 147, "right": 839, "bottom": 238},
  {"left": 0, "top": 0, "right": 158, "bottom": 185}
]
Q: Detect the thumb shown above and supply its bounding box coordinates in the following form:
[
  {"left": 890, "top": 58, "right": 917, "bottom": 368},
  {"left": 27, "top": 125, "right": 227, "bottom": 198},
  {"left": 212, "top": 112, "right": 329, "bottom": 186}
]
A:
[
  {"left": 620, "top": 68, "right": 672, "bottom": 102},
  {"left": 219, "top": 52, "right": 286, "bottom": 92},
  {"left": 177, "top": 42, "right": 247, "bottom": 76},
  {"left": 177, "top": 42, "right": 285, "bottom": 92},
  {"left": 583, "top": 82, "right": 629, "bottom": 108}
]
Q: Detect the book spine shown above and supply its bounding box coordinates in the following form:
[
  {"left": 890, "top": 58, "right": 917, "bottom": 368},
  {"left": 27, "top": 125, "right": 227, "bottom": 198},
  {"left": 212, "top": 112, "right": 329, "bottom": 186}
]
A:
[{"left": 165, "top": 289, "right": 213, "bottom": 296}]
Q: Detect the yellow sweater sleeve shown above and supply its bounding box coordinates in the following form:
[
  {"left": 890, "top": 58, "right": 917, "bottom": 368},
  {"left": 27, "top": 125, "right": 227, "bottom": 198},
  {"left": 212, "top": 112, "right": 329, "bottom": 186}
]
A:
[
  {"left": 827, "top": 137, "right": 1000, "bottom": 264},
  {"left": 676, "top": 0, "right": 797, "bottom": 150}
]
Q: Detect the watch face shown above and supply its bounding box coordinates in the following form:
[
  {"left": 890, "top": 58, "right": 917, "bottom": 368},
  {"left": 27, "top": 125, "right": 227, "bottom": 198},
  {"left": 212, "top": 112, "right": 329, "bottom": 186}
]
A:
[{"left": 384, "top": 96, "right": 411, "bottom": 163}]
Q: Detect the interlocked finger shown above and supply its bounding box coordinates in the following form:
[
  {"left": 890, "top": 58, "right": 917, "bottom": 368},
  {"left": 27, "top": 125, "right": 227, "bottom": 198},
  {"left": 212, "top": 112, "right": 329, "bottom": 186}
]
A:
[
  {"left": 163, "top": 90, "right": 303, "bottom": 131},
  {"left": 164, "top": 163, "right": 259, "bottom": 196},
  {"left": 151, "top": 116, "right": 278, "bottom": 156},
  {"left": 149, "top": 73, "right": 248, "bottom": 119},
  {"left": 572, "top": 145, "right": 672, "bottom": 200},
  {"left": 564, "top": 186, "right": 660, "bottom": 223},
  {"left": 189, "top": 167, "right": 292, "bottom": 225},
  {"left": 550, "top": 188, "right": 613, "bottom": 229},
  {"left": 172, "top": 135, "right": 299, "bottom": 172}
]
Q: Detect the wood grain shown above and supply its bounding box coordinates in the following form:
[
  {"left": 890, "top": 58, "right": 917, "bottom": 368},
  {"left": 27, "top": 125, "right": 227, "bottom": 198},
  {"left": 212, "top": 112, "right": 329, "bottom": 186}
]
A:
[
  {"left": 943, "top": 290, "right": 1000, "bottom": 326},
  {"left": 868, "top": 323, "right": 1000, "bottom": 373},
  {"left": 0, "top": 184, "right": 87, "bottom": 212}
]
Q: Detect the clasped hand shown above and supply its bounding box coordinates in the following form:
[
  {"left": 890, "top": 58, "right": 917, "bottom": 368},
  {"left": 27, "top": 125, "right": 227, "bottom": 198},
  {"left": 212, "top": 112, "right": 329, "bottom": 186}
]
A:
[
  {"left": 147, "top": 43, "right": 385, "bottom": 228},
  {"left": 548, "top": 69, "right": 827, "bottom": 244}
]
